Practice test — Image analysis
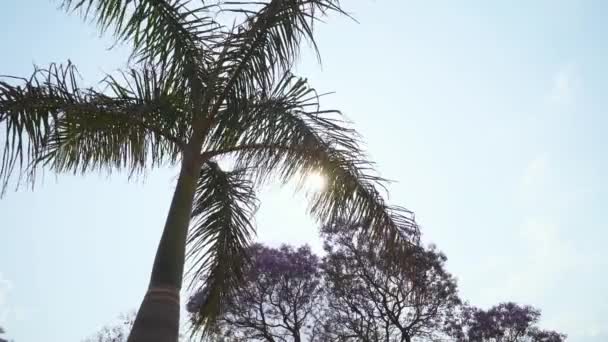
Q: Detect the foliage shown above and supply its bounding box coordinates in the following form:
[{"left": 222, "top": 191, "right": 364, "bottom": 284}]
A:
[
  {"left": 83, "top": 241, "right": 568, "bottom": 342},
  {"left": 187, "top": 243, "right": 325, "bottom": 341},
  {"left": 82, "top": 313, "right": 188, "bottom": 342},
  {"left": 320, "top": 223, "right": 460, "bottom": 342},
  {"left": 188, "top": 234, "right": 462, "bottom": 342},
  {"left": 445, "top": 302, "right": 567, "bottom": 342},
  {"left": 82, "top": 313, "right": 135, "bottom": 342}
]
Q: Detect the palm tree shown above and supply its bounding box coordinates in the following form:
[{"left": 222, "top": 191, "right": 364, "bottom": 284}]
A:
[{"left": 0, "top": 0, "right": 419, "bottom": 341}]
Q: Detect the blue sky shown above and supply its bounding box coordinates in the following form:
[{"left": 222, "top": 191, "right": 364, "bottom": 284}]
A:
[{"left": 1, "top": 1, "right": 607, "bottom": 341}]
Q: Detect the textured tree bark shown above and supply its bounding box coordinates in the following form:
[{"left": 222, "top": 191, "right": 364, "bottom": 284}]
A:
[{"left": 127, "top": 154, "right": 202, "bottom": 342}]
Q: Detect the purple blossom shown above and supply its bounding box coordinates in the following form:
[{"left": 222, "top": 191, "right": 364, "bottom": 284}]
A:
[
  {"left": 446, "top": 303, "right": 566, "bottom": 342},
  {"left": 188, "top": 243, "right": 324, "bottom": 341}
]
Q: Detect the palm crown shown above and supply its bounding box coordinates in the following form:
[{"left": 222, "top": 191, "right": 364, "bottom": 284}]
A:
[{"left": 0, "top": 0, "right": 418, "bottom": 340}]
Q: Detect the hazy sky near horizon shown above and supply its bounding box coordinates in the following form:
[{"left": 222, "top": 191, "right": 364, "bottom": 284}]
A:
[{"left": 2, "top": 1, "right": 608, "bottom": 341}]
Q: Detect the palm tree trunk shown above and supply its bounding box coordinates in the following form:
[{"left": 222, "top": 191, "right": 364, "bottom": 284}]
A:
[{"left": 127, "top": 155, "right": 202, "bottom": 342}]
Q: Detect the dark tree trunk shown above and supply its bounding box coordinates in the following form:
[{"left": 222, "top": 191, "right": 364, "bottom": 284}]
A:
[{"left": 127, "top": 155, "right": 202, "bottom": 342}]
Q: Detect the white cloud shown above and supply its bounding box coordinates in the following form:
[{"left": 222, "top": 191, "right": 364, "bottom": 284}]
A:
[
  {"left": 522, "top": 155, "right": 548, "bottom": 189},
  {"left": 518, "top": 159, "right": 575, "bottom": 281},
  {"left": 510, "top": 155, "right": 608, "bottom": 340},
  {"left": 547, "top": 316, "right": 607, "bottom": 342},
  {"left": 474, "top": 217, "right": 576, "bottom": 309},
  {"left": 586, "top": 328, "right": 602, "bottom": 338},
  {"left": 501, "top": 219, "right": 576, "bottom": 298},
  {"left": 519, "top": 155, "right": 558, "bottom": 206},
  {"left": 548, "top": 64, "right": 580, "bottom": 105},
  {"left": 11, "top": 307, "right": 34, "bottom": 323},
  {"left": 519, "top": 219, "right": 576, "bottom": 270}
]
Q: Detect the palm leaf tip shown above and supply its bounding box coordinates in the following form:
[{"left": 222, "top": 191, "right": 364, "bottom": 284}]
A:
[
  {"left": 186, "top": 161, "right": 259, "bottom": 333},
  {"left": 208, "top": 0, "right": 349, "bottom": 114},
  {"left": 0, "top": 62, "right": 82, "bottom": 192},
  {"left": 62, "top": 0, "right": 220, "bottom": 80}
]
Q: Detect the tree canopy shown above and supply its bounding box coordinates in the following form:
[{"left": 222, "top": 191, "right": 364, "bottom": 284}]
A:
[
  {"left": 320, "top": 223, "right": 460, "bottom": 342},
  {"left": 445, "top": 303, "right": 566, "bottom": 342},
  {"left": 188, "top": 243, "right": 325, "bottom": 341},
  {"left": 186, "top": 238, "right": 566, "bottom": 342}
]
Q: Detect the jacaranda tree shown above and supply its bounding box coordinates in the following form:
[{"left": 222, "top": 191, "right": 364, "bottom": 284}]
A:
[
  {"left": 187, "top": 243, "right": 325, "bottom": 341},
  {"left": 82, "top": 313, "right": 136, "bottom": 342},
  {"left": 321, "top": 223, "right": 460, "bottom": 342},
  {"left": 445, "top": 303, "right": 566, "bottom": 342},
  {"left": 0, "top": 1, "right": 418, "bottom": 341}
]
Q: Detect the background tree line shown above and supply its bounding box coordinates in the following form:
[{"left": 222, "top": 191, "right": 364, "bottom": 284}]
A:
[{"left": 84, "top": 222, "right": 566, "bottom": 342}]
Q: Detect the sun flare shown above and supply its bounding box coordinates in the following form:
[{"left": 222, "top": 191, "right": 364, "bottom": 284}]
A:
[{"left": 306, "top": 171, "right": 327, "bottom": 191}]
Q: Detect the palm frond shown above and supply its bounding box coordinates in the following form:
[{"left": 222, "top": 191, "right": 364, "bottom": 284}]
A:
[
  {"left": 203, "top": 72, "right": 344, "bottom": 156},
  {"left": 208, "top": 73, "right": 418, "bottom": 253},
  {"left": 187, "top": 161, "right": 258, "bottom": 334},
  {"left": 0, "top": 62, "right": 184, "bottom": 191},
  {"left": 62, "top": 0, "right": 220, "bottom": 81},
  {"left": 101, "top": 63, "right": 191, "bottom": 145},
  {"left": 207, "top": 0, "right": 347, "bottom": 117}
]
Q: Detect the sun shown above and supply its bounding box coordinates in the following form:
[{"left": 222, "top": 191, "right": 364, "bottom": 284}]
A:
[{"left": 305, "top": 171, "right": 327, "bottom": 191}]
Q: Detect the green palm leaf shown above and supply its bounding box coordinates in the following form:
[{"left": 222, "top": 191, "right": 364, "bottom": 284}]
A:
[
  {"left": 204, "top": 0, "right": 347, "bottom": 118},
  {"left": 187, "top": 161, "right": 258, "bottom": 332},
  {"left": 62, "top": 0, "right": 220, "bottom": 82},
  {"left": 0, "top": 62, "right": 184, "bottom": 190}
]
